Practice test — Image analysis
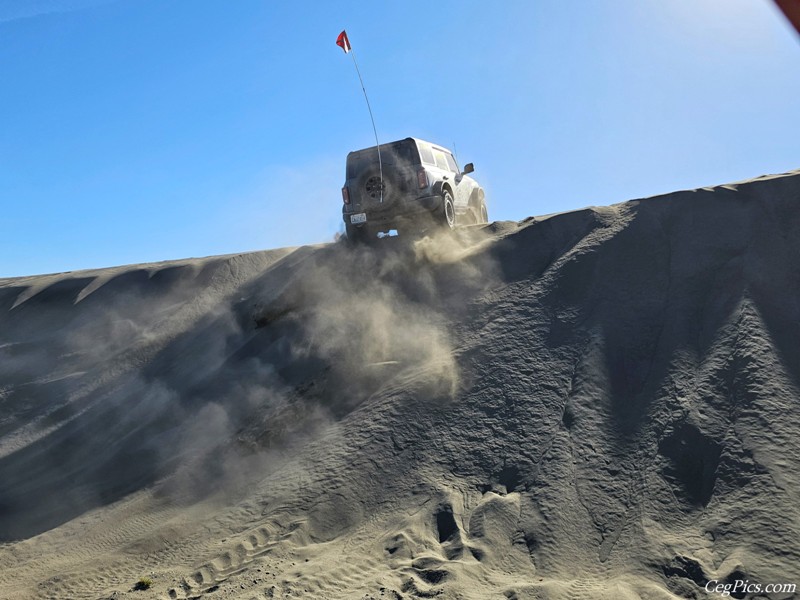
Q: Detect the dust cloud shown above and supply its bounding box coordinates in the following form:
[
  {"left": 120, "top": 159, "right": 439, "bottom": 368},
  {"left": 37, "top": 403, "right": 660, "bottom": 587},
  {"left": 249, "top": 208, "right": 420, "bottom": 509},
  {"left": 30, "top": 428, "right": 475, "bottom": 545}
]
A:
[
  {"left": 7, "top": 171, "right": 799, "bottom": 600},
  {"left": 0, "top": 227, "right": 497, "bottom": 539}
]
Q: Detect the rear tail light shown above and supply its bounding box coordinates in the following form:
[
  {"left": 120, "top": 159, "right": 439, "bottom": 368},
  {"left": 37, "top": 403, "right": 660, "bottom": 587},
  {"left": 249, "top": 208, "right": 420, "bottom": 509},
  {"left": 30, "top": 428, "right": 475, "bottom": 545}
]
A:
[
  {"left": 341, "top": 186, "right": 350, "bottom": 204},
  {"left": 417, "top": 169, "right": 428, "bottom": 189}
]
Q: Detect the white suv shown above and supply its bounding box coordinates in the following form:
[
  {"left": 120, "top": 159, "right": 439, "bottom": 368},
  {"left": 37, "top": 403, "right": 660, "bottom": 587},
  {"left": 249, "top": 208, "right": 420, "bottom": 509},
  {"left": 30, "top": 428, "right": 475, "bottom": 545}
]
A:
[{"left": 341, "top": 137, "right": 488, "bottom": 242}]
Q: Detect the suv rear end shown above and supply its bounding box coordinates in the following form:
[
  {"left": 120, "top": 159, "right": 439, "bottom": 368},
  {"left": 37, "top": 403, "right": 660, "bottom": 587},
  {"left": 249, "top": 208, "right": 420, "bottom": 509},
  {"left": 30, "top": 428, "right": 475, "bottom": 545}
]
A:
[{"left": 342, "top": 138, "right": 443, "bottom": 239}]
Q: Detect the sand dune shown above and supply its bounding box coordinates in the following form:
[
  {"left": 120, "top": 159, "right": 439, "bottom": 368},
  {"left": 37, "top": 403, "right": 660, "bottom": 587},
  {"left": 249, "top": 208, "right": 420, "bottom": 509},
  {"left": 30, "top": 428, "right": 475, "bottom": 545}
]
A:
[{"left": 1, "top": 171, "right": 799, "bottom": 599}]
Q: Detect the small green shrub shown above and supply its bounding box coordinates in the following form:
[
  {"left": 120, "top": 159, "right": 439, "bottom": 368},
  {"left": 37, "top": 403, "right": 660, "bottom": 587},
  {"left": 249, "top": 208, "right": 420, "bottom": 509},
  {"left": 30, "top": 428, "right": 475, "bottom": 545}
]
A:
[{"left": 133, "top": 577, "right": 153, "bottom": 591}]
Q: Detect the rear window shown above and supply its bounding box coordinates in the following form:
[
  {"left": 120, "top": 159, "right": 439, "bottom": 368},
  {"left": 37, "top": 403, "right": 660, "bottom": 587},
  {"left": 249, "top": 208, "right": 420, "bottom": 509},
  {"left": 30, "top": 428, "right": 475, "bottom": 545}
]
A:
[{"left": 347, "top": 139, "right": 419, "bottom": 179}]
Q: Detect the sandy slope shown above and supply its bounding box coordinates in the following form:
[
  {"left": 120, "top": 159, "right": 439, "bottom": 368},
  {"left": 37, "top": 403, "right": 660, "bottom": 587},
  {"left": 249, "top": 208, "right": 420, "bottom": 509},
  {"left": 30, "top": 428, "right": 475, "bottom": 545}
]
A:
[{"left": 1, "top": 171, "right": 799, "bottom": 600}]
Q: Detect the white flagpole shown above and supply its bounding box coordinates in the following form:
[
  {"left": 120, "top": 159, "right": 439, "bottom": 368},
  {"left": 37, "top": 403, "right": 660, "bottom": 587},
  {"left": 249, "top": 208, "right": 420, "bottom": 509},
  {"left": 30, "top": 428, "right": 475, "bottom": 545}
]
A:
[{"left": 343, "top": 35, "right": 383, "bottom": 202}]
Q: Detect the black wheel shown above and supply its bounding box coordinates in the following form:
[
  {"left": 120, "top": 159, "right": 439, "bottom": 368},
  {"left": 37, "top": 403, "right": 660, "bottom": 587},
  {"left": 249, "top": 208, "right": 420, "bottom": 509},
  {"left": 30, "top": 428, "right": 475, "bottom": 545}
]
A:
[
  {"left": 437, "top": 189, "right": 456, "bottom": 229},
  {"left": 466, "top": 192, "right": 488, "bottom": 225},
  {"left": 395, "top": 218, "right": 418, "bottom": 240},
  {"left": 346, "top": 224, "right": 373, "bottom": 244},
  {"left": 479, "top": 199, "right": 488, "bottom": 224}
]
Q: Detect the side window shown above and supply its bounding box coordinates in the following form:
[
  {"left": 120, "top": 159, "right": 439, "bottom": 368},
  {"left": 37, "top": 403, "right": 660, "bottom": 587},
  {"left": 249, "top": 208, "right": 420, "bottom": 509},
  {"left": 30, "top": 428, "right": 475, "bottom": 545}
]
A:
[
  {"left": 445, "top": 153, "right": 459, "bottom": 173},
  {"left": 418, "top": 143, "right": 435, "bottom": 166},
  {"left": 433, "top": 149, "right": 449, "bottom": 171}
]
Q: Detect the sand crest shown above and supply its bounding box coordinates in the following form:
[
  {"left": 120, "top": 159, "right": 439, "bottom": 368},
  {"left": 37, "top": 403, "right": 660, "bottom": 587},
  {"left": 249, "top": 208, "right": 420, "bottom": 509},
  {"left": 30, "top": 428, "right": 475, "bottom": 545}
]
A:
[{"left": 1, "top": 171, "right": 799, "bottom": 599}]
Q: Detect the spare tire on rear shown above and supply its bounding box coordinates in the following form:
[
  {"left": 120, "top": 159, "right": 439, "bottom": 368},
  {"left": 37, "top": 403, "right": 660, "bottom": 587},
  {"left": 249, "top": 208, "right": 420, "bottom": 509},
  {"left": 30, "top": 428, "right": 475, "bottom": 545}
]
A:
[{"left": 356, "top": 168, "right": 401, "bottom": 207}]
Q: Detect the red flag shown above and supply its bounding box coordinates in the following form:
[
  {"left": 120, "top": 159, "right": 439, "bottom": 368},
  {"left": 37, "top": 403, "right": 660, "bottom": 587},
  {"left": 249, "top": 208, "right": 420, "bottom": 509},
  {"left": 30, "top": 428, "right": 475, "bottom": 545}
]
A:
[
  {"left": 336, "top": 30, "right": 351, "bottom": 53},
  {"left": 774, "top": 0, "right": 800, "bottom": 35}
]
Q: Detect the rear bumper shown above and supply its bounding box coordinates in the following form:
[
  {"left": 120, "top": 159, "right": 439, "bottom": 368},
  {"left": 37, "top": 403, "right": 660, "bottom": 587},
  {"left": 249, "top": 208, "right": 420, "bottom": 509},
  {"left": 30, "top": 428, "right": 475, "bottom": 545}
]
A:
[{"left": 342, "top": 194, "right": 441, "bottom": 226}]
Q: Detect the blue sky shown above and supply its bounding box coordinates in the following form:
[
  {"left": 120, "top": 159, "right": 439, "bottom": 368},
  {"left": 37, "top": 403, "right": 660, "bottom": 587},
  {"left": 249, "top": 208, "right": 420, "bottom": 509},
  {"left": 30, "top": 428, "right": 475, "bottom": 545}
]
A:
[{"left": 1, "top": 0, "right": 798, "bottom": 277}]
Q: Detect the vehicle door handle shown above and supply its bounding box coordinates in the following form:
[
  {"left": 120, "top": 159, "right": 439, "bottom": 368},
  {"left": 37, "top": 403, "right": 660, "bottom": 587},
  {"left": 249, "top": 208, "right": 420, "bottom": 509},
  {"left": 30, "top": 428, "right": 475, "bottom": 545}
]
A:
[{"left": 443, "top": 176, "right": 449, "bottom": 180}]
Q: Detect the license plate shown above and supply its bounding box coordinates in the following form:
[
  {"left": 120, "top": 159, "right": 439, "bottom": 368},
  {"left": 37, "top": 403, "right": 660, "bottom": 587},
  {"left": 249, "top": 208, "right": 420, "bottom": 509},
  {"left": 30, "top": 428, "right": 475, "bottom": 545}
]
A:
[{"left": 350, "top": 213, "right": 367, "bottom": 224}]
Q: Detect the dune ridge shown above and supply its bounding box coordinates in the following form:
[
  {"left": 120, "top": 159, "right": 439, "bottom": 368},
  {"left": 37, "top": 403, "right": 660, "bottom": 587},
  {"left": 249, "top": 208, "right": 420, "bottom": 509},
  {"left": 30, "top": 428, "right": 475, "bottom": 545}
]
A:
[{"left": 1, "top": 170, "right": 799, "bottom": 599}]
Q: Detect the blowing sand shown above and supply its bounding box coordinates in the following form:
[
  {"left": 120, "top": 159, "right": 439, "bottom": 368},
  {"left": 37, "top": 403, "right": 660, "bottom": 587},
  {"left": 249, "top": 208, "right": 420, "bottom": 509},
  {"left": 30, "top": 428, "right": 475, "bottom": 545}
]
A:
[{"left": 1, "top": 171, "right": 799, "bottom": 599}]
